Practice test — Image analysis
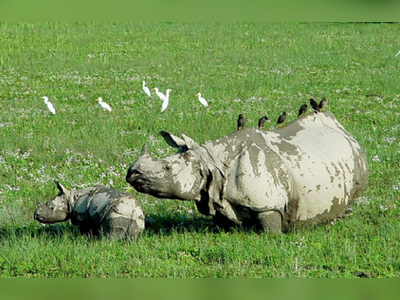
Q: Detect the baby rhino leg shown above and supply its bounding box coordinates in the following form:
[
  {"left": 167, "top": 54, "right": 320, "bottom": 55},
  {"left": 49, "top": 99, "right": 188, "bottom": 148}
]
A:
[
  {"left": 103, "top": 216, "right": 131, "bottom": 240},
  {"left": 257, "top": 211, "right": 282, "bottom": 233},
  {"left": 101, "top": 202, "right": 145, "bottom": 240},
  {"left": 101, "top": 215, "right": 140, "bottom": 240}
]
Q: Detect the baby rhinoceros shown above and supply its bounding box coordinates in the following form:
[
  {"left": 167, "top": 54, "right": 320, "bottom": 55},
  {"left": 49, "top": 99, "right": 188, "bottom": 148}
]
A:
[{"left": 34, "top": 181, "right": 145, "bottom": 240}]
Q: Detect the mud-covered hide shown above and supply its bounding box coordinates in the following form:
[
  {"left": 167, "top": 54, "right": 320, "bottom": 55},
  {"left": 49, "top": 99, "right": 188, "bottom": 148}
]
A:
[
  {"left": 34, "top": 181, "right": 145, "bottom": 239},
  {"left": 126, "top": 112, "right": 368, "bottom": 232}
]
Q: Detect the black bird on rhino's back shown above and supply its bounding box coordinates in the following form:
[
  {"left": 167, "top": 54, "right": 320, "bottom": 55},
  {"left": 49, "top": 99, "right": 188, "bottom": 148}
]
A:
[
  {"left": 258, "top": 116, "right": 270, "bottom": 129},
  {"left": 319, "top": 97, "right": 328, "bottom": 111},
  {"left": 237, "top": 114, "right": 246, "bottom": 131},
  {"left": 309, "top": 98, "right": 320, "bottom": 113},
  {"left": 298, "top": 102, "right": 308, "bottom": 117},
  {"left": 277, "top": 111, "right": 287, "bottom": 126}
]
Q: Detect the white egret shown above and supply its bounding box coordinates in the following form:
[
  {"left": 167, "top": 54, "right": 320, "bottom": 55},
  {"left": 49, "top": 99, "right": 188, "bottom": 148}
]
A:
[
  {"left": 96, "top": 97, "right": 112, "bottom": 112},
  {"left": 152, "top": 87, "right": 166, "bottom": 101},
  {"left": 142, "top": 81, "right": 151, "bottom": 97},
  {"left": 195, "top": 93, "right": 209, "bottom": 107},
  {"left": 161, "top": 89, "right": 171, "bottom": 113},
  {"left": 42, "top": 96, "right": 56, "bottom": 114}
]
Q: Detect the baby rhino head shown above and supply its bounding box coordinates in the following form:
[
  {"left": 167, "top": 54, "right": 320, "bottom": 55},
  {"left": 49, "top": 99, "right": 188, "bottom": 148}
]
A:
[{"left": 34, "top": 181, "right": 72, "bottom": 224}]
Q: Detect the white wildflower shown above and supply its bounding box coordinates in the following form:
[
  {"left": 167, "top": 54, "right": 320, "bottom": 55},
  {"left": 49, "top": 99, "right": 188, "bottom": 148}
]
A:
[
  {"left": 379, "top": 205, "right": 388, "bottom": 211},
  {"left": 372, "top": 155, "right": 381, "bottom": 163}
]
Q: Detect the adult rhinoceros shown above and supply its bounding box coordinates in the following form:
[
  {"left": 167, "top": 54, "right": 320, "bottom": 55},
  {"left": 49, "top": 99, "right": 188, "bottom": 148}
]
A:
[{"left": 126, "top": 112, "right": 368, "bottom": 233}]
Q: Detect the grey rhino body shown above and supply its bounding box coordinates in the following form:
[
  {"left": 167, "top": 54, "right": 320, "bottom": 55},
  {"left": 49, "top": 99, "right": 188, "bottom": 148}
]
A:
[
  {"left": 34, "top": 181, "right": 145, "bottom": 239},
  {"left": 126, "top": 112, "right": 368, "bottom": 232}
]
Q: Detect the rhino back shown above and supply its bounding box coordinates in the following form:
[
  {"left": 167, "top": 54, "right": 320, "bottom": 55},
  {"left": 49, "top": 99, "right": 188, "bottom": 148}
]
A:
[
  {"left": 265, "top": 112, "right": 368, "bottom": 224},
  {"left": 71, "top": 187, "right": 111, "bottom": 227}
]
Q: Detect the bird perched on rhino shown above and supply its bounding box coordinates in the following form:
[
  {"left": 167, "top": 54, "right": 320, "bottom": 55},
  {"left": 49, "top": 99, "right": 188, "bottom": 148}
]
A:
[
  {"left": 258, "top": 116, "right": 270, "bottom": 130},
  {"left": 277, "top": 111, "right": 287, "bottom": 127},
  {"left": 319, "top": 97, "right": 328, "bottom": 111},
  {"left": 309, "top": 98, "right": 320, "bottom": 113},
  {"left": 237, "top": 114, "right": 246, "bottom": 131},
  {"left": 298, "top": 102, "right": 308, "bottom": 117}
]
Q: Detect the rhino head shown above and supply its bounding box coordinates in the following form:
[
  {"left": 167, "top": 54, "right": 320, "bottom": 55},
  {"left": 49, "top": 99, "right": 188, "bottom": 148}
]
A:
[
  {"left": 126, "top": 131, "right": 219, "bottom": 202},
  {"left": 34, "top": 181, "right": 73, "bottom": 224}
]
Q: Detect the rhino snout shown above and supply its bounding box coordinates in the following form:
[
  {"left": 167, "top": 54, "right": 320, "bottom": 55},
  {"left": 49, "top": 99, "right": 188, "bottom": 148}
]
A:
[
  {"left": 126, "top": 166, "right": 154, "bottom": 194},
  {"left": 126, "top": 167, "right": 142, "bottom": 184},
  {"left": 34, "top": 204, "right": 47, "bottom": 223},
  {"left": 34, "top": 202, "right": 44, "bottom": 214}
]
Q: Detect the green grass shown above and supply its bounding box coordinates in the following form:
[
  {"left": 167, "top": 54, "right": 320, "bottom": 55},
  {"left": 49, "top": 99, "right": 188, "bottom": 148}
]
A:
[{"left": 1, "top": 22, "right": 400, "bottom": 277}]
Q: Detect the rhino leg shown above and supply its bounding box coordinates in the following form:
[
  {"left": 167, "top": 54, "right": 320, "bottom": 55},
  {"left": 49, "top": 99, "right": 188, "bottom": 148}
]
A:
[
  {"left": 257, "top": 211, "right": 282, "bottom": 233},
  {"left": 212, "top": 211, "right": 238, "bottom": 230},
  {"left": 75, "top": 225, "right": 100, "bottom": 237},
  {"left": 100, "top": 216, "right": 124, "bottom": 240},
  {"left": 100, "top": 216, "right": 142, "bottom": 240}
]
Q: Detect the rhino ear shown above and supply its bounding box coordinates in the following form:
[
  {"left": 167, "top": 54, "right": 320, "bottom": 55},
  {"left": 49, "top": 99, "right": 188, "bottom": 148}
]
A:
[
  {"left": 181, "top": 134, "right": 200, "bottom": 150},
  {"left": 54, "top": 180, "right": 68, "bottom": 195},
  {"left": 160, "top": 131, "right": 186, "bottom": 148}
]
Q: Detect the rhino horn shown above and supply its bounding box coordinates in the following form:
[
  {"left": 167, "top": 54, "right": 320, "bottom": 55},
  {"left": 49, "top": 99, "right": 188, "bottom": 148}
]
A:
[
  {"left": 160, "top": 131, "right": 186, "bottom": 148},
  {"left": 141, "top": 143, "right": 149, "bottom": 156},
  {"left": 181, "top": 134, "right": 200, "bottom": 150}
]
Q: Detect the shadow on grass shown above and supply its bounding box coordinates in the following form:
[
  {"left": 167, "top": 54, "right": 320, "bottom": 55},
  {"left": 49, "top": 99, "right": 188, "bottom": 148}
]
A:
[
  {"left": 0, "top": 213, "right": 226, "bottom": 241},
  {"left": 143, "top": 213, "right": 222, "bottom": 236},
  {"left": 0, "top": 222, "right": 81, "bottom": 241},
  {"left": 1, "top": 210, "right": 285, "bottom": 241}
]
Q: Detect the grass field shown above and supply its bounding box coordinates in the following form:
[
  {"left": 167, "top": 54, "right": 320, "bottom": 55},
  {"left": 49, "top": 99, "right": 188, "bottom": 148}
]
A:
[{"left": 0, "top": 22, "right": 400, "bottom": 277}]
